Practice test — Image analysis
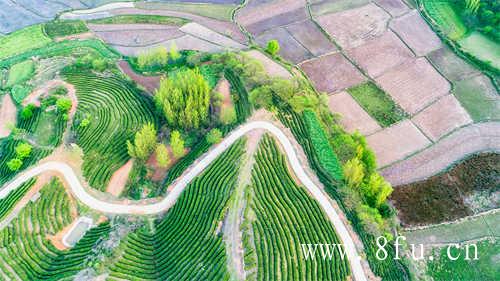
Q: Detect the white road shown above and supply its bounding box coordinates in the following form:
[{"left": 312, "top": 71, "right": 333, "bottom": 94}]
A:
[{"left": 0, "top": 121, "right": 367, "bottom": 281}]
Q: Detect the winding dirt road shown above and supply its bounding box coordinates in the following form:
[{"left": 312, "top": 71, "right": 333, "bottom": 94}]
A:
[{"left": 0, "top": 121, "right": 367, "bottom": 281}]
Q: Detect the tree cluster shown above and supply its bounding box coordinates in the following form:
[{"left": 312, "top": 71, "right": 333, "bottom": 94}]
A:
[
  {"left": 127, "top": 123, "right": 157, "bottom": 161},
  {"left": 6, "top": 143, "right": 33, "bottom": 171},
  {"left": 154, "top": 68, "right": 210, "bottom": 130}
]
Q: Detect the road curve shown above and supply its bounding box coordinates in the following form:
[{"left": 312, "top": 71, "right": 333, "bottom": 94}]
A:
[{"left": 0, "top": 121, "right": 367, "bottom": 281}]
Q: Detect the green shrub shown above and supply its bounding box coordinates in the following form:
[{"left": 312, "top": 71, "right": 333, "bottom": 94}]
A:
[
  {"left": 56, "top": 97, "right": 72, "bottom": 113},
  {"left": 220, "top": 105, "right": 237, "bottom": 125},
  {"left": 44, "top": 20, "right": 88, "bottom": 38},
  {"left": 266, "top": 39, "right": 280, "bottom": 56},
  {"left": 5, "top": 60, "right": 34, "bottom": 88},
  {"left": 15, "top": 143, "right": 32, "bottom": 159},
  {"left": 21, "top": 104, "right": 36, "bottom": 120},
  {"left": 6, "top": 158, "right": 23, "bottom": 171},
  {"left": 206, "top": 128, "right": 222, "bottom": 144}
]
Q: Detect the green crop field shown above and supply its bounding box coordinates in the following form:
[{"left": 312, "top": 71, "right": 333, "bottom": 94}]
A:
[
  {"left": 108, "top": 140, "right": 245, "bottom": 280},
  {"left": 0, "top": 179, "right": 35, "bottom": 221},
  {"left": 347, "top": 82, "right": 406, "bottom": 127},
  {"left": 44, "top": 20, "right": 89, "bottom": 39},
  {"left": 243, "top": 135, "right": 350, "bottom": 280},
  {"left": 0, "top": 25, "right": 52, "bottom": 60},
  {"left": 5, "top": 60, "right": 34, "bottom": 89},
  {"left": 427, "top": 239, "right": 499, "bottom": 281},
  {"left": 89, "top": 15, "right": 189, "bottom": 26},
  {"left": 458, "top": 32, "right": 500, "bottom": 70},
  {"left": 0, "top": 179, "right": 111, "bottom": 280},
  {"left": 422, "top": 0, "right": 467, "bottom": 40},
  {"left": 63, "top": 70, "right": 157, "bottom": 190}
]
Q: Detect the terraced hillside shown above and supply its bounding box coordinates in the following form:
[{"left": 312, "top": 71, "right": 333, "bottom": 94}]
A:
[
  {"left": 63, "top": 70, "right": 157, "bottom": 190},
  {"left": 0, "top": 179, "right": 111, "bottom": 280},
  {"left": 242, "top": 135, "right": 350, "bottom": 281},
  {"left": 108, "top": 140, "right": 245, "bottom": 280}
]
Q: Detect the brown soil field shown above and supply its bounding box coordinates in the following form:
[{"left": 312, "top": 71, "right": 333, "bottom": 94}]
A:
[
  {"left": 328, "top": 91, "right": 381, "bottom": 135},
  {"left": 118, "top": 60, "right": 161, "bottom": 93},
  {"left": 285, "top": 20, "right": 337, "bottom": 57},
  {"left": 236, "top": 0, "right": 306, "bottom": 28},
  {"left": 374, "top": 0, "right": 410, "bottom": 17},
  {"left": 391, "top": 153, "right": 500, "bottom": 227},
  {"left": 106, "top": 159, "right": 133, "bottom": 197},
  {"left": 112, "top": 8, "right": 247, "bottom": 43},
  {"left": 427, "top": 47, "right": 479, "bottom": 82},
  {"left": 255, "top": 27, "right": 312, "bottom": 64},
  {"left": 300, "top": 52, "right": 365, "bottom": 93},
  {"left": 245, "top": 50, "right": 292, "bottom": 79},
  {"left": 381, "top": 122, "right": 500, "bottom": 185},
  {"left": 179, "top": 22, "right": 245, "bottom": 50},
  {"left": 245, "top": 7, "right": 308, "bottom": 35},
  {"left": 92, "top": 27, "right": 184, "bottom": 47},
  {"left": 389, "top": 10, "right": 442, "bottom": 56},
  {"left": 316, "top": 3, "right": 390, "bottom": 49},
  {"left": 375, "top": 58, "right": 450, "bottom": 114},
  {"left": 411, "top": 95, "right": 472, "bottom": 141},
  {"left": 0, "top": 94, "right": 16, "bottom": 138},
  {"left": 366, "top": 120, "right": 431, "bottom": 167},
  {"left": 346, "top": 31, "right": 414, "bottom": 78}
]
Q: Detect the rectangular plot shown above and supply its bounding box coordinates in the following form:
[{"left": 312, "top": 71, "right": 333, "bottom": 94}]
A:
[
  {"left": 310, "top": 0, "right": 369, "bottom": 16},
  {"left": 317, "top": 3, "right": 390, "bottom": 49},
  {"left": 255, "top": 27, "right": 312, "bottom": 64},
  {"left": 300, "top": 53, "right": 365, "bottom": 93},
  {"left": 390, "top": 10, "right": 442, "bottom": 56},
  {"left": 328, "top": 91, "right": 381, "bottom": 135},
  {"left": 245, "top": 50, "right": 292, "bottom": 79},
  {"left": 454, "top": 75, "right": 500, "bottom": 122},
  {"left": 347, "top": 31, "right": 414, "bottom": 78},
  {"left": 366, "top": 120, "right": 431, "bottom": 167},
  {"left": 428, "top": 47, "right": 479, "bottom": 81},
  {"left": 286, "top": 20, "right": 337, "bottom": 56},
  {"left": 237, "top": 0, "right": 305, "bottom": 27},
  {"left": 245, "top": 7, "right": 308, "bottom": 35},
  {"left": 375, "top": 58, "right": 450, "bottom": 114},
  {"left": 374, "top": 0, "right": 410, "bottom": 17},
  {"left": 412, "top": 95, "right": 472, "bottom": 141}
]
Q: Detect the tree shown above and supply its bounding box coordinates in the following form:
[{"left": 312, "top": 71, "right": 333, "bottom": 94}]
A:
[
  {"left": 155, "top": 143, "right": 170, "bottom": 168},
  {"left": 79, "top": 117, "right": 90, "bottom": 128},
  {"left": 170, "top": 130, "right": 185, "bottom": 158},
  {"left": 206, "top": 128, "right": 222, "bottom": 144},
  {"left": 266, "top": 40, "right": 280, "bottom": 56},
  {"left": 169, "top": 42, "right": 181, "bottom": 61},
  {"left": 15, "top": 143, "right": 32, "bottom": 159},
  {"left": 154, "top": 68, "right": 210, "bottom": 130},
  {"left": 137, "top": 47, "right": 168, "bottom": 69},
  {"left": 21, "top": 104, "right": 36, "bottom": 120},
  {"left": 220, "top": 106, "right": 237, "bottom": 125},
  {"left": 56, "top": 98, "right": 72, "bottom": 113},
  {"left": 7, "top": 158, "right": 23, "bottom": 171},
  {"left": 127, "top": 123, "right": 157, "bottom": 160},
  {"left": 343, "top": 157, "right": 364, "bottom": 188},
  {"left": 362, "top": 173, "right": 393, "bottom": 208}
]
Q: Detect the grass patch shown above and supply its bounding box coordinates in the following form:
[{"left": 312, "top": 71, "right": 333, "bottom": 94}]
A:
[
  {"left": 0, "top": 25, "right": 52, "bottom": 60},
  {"left": 458, "top": 32, "right": 500, "bottom": 71},
  {"left": 427, "top": 239, "right": 500, "bottom": 281},
  {"left": 5, "top": 60, "right": 34, "bottom": 89},
  {"left": 44, "top": 20, "right": 89, "bottom": 38},
  {"left": 11, "top": 85, "right": 32, "bottom": 104},
  {"left": 453, "top": 75, "right": 500, "bottom": 121},
  {"left": 347, "top": 82, "right": 406, "bottom": 127},
  {"left": 89, "top": 14, "right": 189, "bottom": 25},
  {"left": 136, "top": 1, "right": 236, "bottom": 21},
  {"left": 310, "top": 0, "right": 368, "bottom": 15},
  {"left": 422, "top": 0, "right": 467, "bottom": 40}
]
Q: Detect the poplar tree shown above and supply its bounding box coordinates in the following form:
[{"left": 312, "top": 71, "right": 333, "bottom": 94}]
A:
[
  {"left": 127, "top": 123, "right": 157, "bottom": 160},
  {"left": 170, "top": 130, "right": 185, "bottom": 158}
]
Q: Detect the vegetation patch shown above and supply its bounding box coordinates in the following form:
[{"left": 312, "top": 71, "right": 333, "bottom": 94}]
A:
[
  {"left": 422, "top": 0, "right": 467, "bottom": 40},
  {"left": 427, "top": 239, "right": 499, "bottom": 281},
  {"left": 458, "top": 32, "right": 500, "bottom": 70},
  {"left": 44, "top": 20, "right": 89, "bottom": 38},
  {"left": 453, "top": 74, "right": 500, "bottom": 121},
  {"left": 347, "top": 82, "right": 406, "bottom": 127},
  {"left": 0, "top": 25, "right": 52, "bottom": 60},
  {"left": 89, "top": 14, "right": 189, "bottom": 26},
  {"left": 391, "top": 153, "right": 500, "bottom": 226},
  {"left": 5, "top": 60, "right": 34, "bottom": 89}
]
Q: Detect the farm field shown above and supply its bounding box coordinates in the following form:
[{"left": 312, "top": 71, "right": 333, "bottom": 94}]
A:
[{"left": 0, "top": 1, "right": 498, "bottom": 280}]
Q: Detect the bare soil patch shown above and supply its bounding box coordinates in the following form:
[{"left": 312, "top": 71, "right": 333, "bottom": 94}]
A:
[
  {"left": 389, "top": 10, "right": 442, "bottom": 56},
  {"left": 412, "top": 95, "right": 472, "bottom": 141},
  {"left": 237, "top": 0, "right": 306, "bottom": 29},
  {"left": 316, "top": 3, "right": 390, "bottom": 49},
  {"left": 107, "top": 159, "right": 133, "bottom": 197},
  {"left": 375, "top": 58, "right": 450, "bottom": 114},
  {"left": 54, "top": 32, "right": 94, "bottom": 42},
  {"left": 300, "top": 52, "right": 365, "bottom": 93},
  {"left": 381, "top": 122, "right": 500, "bottom": 185},
  {"left": 427, "top": 47, "right": 479, "bottom": 82},
  {"left": 245, "top": 50, "right": 292, "bottom": 79},
  {"left": 346, "top": 31, "right": 414, "bottom": 78},
  {"left": 91, "top": 26, "right": 184, "bottom": 47},
  {"left": 245, "top": 7, "right": 308, "bottom": 35},
  {"left": 374, "top": 0, "right": 410, "bottom": 17},
  {"left": 118, "top": 60, "right": 161, "bottom": 93},
  {"left": 0, "top": 94, "right": 16, "bottom": 138},
  {"left": 146, "top": 145, "right": 183, "bottom": 182},
  {"left": 366, "top": 120, "right": 431, "bottom": 167},
  {"left": 215, "top": 77, "right": 233, "bottom": 108},
  {"left": 179, "top": 22, "right": 245, "bottom": 50},
  {"left": 255, "top": 27, "right": 312, "bottom": 64},
  {"left": 328, "top": 91, "right": 381, "bottom": 135},
  {"left": 390, "top": 153, "right": 499, "bottom": 227},
  {"left": 285, "top": 19, "right": 337, "bottom": 57}
]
